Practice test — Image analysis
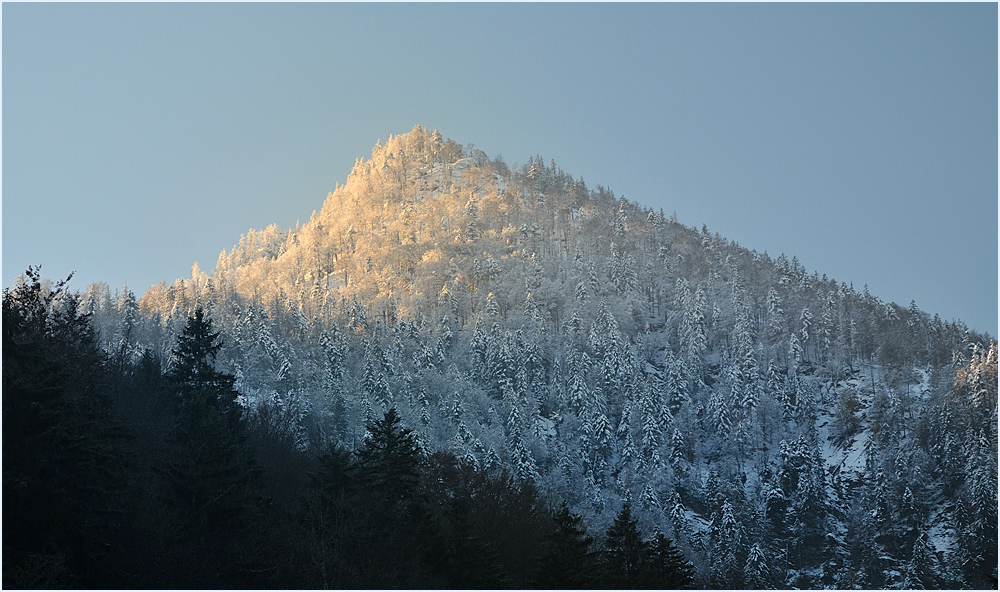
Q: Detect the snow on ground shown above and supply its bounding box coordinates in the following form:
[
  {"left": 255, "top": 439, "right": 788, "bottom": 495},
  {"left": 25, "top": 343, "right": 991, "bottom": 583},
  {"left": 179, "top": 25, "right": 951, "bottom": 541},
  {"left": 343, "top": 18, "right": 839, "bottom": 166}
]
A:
[
  {"left": 914, "top": 365, "right": 933, "bottom": 401},
  {"left": 448, "top": 157, "right": 477, "bottom": 179},
  {"left": 840, "top": 430, "right": 870, "bottom": 476},
  {"left": 414, "top": 158, "right": 498, "bottom": 202},
  {"left": 813, "top": 370, "right": 876, "bottom": 507},
  {"left": 926, "top": 506, "right": 957, "bottom": 557}
]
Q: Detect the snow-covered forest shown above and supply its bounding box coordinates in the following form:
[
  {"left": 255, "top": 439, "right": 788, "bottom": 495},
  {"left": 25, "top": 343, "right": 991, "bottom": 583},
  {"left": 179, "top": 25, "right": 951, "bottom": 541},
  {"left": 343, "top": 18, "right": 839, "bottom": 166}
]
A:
[{"left": 7, "top": 127, "right": 996, "bottom": 589}]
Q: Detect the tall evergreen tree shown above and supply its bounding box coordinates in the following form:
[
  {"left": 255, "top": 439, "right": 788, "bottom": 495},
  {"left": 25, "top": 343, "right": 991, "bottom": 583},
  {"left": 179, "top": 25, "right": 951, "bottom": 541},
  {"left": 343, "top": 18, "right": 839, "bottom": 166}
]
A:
[
  {"left": 167, "top": 306, "right": 237, "bottom": 407},
  {"left": 162, "top": 307, "right": 261, "bottom": 586},
  {"left": 708, "top": 498, "right": 747, "bottom": 588},
  {"left": 535, "top": 502, "right": 598, "bottom": 588},
  {"left": 603, "top": 500, "right": 649, "bottom": 588},
  {"left": 648, "top": 531, "right": 696, "bottom": 589},
  {"left": 355, "top": 407, "right": 423, "bottom": 506}
]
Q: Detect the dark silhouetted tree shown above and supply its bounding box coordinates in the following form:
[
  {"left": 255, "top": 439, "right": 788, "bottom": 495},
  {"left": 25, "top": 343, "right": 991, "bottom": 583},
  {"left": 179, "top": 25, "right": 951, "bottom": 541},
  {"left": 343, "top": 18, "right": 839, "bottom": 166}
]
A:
[
  {"left": 648, "top": 531, "right": 696, "bottom": 589},
  {"left": 356, "top": 407, "right": 423, "bottom": 506},
  {"left": 162, "top": 307, "right": 261, "bottom": 587},
  {"left": 536, "top": 502, "right": 598, "bottom": 588},
  {"left": 3, "top": 268, "right": 127, "bottom": 588},
  {"left": 603, "top": 499, "right": 649, "bottom": 588}
]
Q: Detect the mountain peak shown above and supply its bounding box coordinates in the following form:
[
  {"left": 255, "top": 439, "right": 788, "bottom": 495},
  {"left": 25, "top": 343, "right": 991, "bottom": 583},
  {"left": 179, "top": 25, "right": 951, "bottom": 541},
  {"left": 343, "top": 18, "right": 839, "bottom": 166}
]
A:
[{"left": 87, "top": 127, "right": 996, "bottom": 588}]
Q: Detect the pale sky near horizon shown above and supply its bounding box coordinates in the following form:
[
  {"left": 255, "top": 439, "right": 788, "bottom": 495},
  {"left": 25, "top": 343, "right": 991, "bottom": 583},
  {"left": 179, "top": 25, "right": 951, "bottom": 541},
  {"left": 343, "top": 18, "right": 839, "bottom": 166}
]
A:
[{"left": 3, "top": 3, "right": 997, "bottom": 337}]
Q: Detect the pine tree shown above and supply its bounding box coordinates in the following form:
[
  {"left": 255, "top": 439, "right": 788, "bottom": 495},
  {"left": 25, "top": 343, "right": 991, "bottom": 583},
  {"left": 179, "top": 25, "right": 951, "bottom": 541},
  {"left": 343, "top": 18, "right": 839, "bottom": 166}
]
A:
[
  {"left": 603, "top": 500, "right": 649, "bottom": 588},
  {"left": 162, "top": 307, "right": 261, "bottom": 586},
  {"left": 799, "top": 307, "right": 812, "bottom": 360},
  {"left": 113, "top": 284, "right": 139, "bottom": 370},
  {"left": 640, "top": 483, "right": 661, "bottom": 514},
  {"left": 485, "top": 291, "right": 501, "bottom": 317},
  {"left": 587, "top": 258, "right": 600, "bottom": 296},
  {"left": 589, "top": 403, "right": 614, "bottom": 464},
  {"left": 362, "top": 336, "right": 392, "bottom": 409},
  {"left": 319, "top": 325, "right": 346, "bottom": 387},
  {"left": 536, "top": 503, "right": 597, "bottom": 588},
  {"left": 901, "top": 530, "right": 942, "bottom": 589},
  {"left": 513, "top": 437, "right": 541, "bottom": 483},
  {"left": 648, "top": 531, "right": 695, "bottom": 589},
  {"left": 355, "top": 407, "right": 422, "bottom": 506},
  {"left": 618, "top": 426, "right": 638, "bottom": 474},
  {"left": 669, "top": 427, "right": 687, "bottom": 468},
  {"left": 788, "top": 332, "right": 803, "bottom": 375},
  {"left": 167, "top": 306, "right": 237, "bottom": 407},
  {"left": 766, "top": 286, "right": 783, "bottom": 342},
  {"left": 743, "top": 541, "right": 773, "bottom": 589},
  {"left": 676, "top": 281, "right": 708, "bottom": 373},
  {"left": 708, "top": 499, "right": 747, "bottom": 588},
  {"left": 567, "top": 352, "right": 589, "bottom": 412},
  {"left": 470, "top": 319, "right": 490, "bottom": 380},
  {"left": 640, "top": 384, "right": 664, "bottom": 464},
  {"left": 663, "top": 348, "right": 689, "bottom": 414}
]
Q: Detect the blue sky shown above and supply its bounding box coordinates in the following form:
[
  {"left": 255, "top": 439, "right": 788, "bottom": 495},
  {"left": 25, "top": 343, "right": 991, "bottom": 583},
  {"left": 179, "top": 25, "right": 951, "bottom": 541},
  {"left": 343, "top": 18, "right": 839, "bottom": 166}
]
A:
[{"left": 4, "top": 3, "right": 997, "bottom": 336}]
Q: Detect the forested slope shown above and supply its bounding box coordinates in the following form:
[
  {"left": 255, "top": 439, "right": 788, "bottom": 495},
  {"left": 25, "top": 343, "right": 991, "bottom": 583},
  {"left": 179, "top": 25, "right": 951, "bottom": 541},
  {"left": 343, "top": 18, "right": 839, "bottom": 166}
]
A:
[{"left": 54, "top": 126, "right": 998, "bottom": 587}]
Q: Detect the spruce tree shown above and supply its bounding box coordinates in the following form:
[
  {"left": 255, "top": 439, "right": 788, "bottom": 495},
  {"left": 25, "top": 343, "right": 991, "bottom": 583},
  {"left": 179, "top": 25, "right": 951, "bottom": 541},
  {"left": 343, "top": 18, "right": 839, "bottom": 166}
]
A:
[
  {"left": 162, "top": 307, "right": 260, "bottom": 586},
  {"left": 709, "top": 499, "right": 747, "bottom": 588},
  {"left": 603, "top": 499, "right": 649, "bottom": 588},
  {"left": 648, "top": 531, "right": 696, "bottom": 589},
  {"left": 355, "top": 407, "right": 423, "bottom": 506},
  {"left": 535, "top": 502, "right": 598, "bottom": 588},
  {"left": 167, "top": 306, "right": 236, "bottom": 407},
  {"left": 743, "top": 541, "right": 773, "bottom": 589}
]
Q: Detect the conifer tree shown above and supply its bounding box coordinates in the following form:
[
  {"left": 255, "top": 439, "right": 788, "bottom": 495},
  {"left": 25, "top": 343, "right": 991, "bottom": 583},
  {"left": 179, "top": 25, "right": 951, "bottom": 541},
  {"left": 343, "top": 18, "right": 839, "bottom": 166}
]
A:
[
  {"left": 113, "top": 284, "right": 139, "bottom": 370},
  {"left": 356, "top": 407, "right": 422, "bottom": 506},
  {"left": 766, "top": 286, "right": 784, "bottom": 342},
  {"left": 603, "top": 499, "right": 649, "bottom": 588},
  {"left": 640, "top": 384, "right": 664, "bottom": 464},
  {"left": 648, "top": 531, "right": 696, "bottom": 589},
  {"left": 167, "top": 307, "right": 237, "bottom": 405},
  {"left": 3, "top": 268, "right": 128, "bottom": 588},
  {"left": 536, "top": 502, "right": 597, "bottom": 588},
  {"left": 362, "top": 336, "right": 392, "bottom": 409},
  {"left": 567, "top": 352, "right": 589, "bottom": 412},
  {"left": 743, "top": 541, "right": 773, "bottom": 589},
  {"left": 901, "top": 530, "right": 942, "bottom": 589},
  {"left": 162, "top": 306, "right": 261, "bottom": 586},
  {"left": 708, "top": 499, "right": 747, "bottom": 588}
]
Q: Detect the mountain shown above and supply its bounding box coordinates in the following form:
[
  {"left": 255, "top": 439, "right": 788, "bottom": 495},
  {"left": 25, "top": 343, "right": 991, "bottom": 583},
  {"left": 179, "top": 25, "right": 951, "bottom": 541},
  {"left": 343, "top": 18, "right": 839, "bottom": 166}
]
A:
[{"left": 80, "top": 126, "right": 996, "bottom": 588}]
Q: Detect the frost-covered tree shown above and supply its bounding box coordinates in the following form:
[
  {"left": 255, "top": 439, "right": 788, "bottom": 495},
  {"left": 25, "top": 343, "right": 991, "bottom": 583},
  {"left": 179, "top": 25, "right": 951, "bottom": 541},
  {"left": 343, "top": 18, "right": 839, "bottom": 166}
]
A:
[{"left": 708, "top": 499, "right": 747, "bottom": 588}]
